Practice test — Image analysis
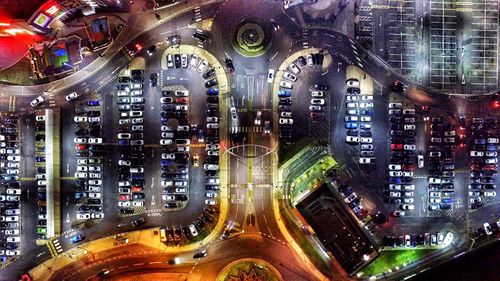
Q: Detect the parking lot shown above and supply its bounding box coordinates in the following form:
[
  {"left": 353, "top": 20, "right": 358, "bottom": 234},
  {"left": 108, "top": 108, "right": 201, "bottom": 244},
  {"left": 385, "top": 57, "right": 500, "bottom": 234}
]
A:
[{"left": 0, "top": 115, "right": 22, "bottom": 260}]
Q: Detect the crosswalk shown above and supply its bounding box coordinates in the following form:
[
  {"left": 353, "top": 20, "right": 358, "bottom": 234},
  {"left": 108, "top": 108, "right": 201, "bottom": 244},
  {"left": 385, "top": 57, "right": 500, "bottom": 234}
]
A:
[
  {"left": 194, "top": 6, "right": 202, "bottom": 22},
  {"left": 46, "top": 239, "right": 63, "bottom": 257},
  {"left": 231, "top": 126, "right": 265, "bottom": 133}
]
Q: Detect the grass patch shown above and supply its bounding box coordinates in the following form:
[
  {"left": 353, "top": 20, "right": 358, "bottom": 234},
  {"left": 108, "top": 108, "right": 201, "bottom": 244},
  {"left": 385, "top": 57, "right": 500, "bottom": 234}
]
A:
[
  {"left": 217, "top": 261, "right": 281, "bottom": 281},
  {"left": 0, "top": 58, "right": 34, "bottom": 85},
  {"left": 281, "top": 208, "right": 333, "bottom": 277},
  {"left": 359, "top": 249, "right": 436, "bottom": 277}
]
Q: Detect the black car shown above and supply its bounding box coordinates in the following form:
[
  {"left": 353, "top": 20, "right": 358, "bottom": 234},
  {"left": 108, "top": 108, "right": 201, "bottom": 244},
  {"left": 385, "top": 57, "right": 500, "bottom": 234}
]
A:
[
  {"left": 202, "top": 68, "right": 216, "bottom": 79},
  {"left": 118, "top": 76, "right": 131, "bottom": 83},
  {"left": 132, "top": 217, "right": 146, "bottom": 227},
  {"left": 173, "top": 54, "right": 181, "bottom": 68},
  {"left": 204, "top": 78, "right": 218, "bottom": 88},
  {"left": 225, "top": 58, "right": 235, "bottom": 73},
  {"left": 120, "top": 208, "right": 134, "bottom": 214},
  {"left": 207, "top": 96, "right": 219, "bottom": 103},
  {"left": 296, "top": 56, "right": 306, "bottom": 66},
  {"left": 192, "top": 32, "right": 208, "bottom": 42},
  {"left": 391, "top": 80, "right": 406, "bottom": 93},
  {"left": 147, "top": 45, "right": 157, "bottom": 56},
  {"left": 279, "top": 98, "right": 292, "bottom": 106},
  {"left": 176, "top": 194, "right": 188, "bottom": 201},
  {"left": 314, "top": 83, "right": 329, "bottom": 90}
]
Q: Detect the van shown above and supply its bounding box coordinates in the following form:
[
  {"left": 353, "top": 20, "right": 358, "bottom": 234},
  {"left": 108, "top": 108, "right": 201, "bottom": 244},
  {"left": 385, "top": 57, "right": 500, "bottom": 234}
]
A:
[
  {"left": 472, "top": 118, "right": 484, "bottom": 124},
  {"left": 130, "top": 167, "right": 144, "bottom": 173}
]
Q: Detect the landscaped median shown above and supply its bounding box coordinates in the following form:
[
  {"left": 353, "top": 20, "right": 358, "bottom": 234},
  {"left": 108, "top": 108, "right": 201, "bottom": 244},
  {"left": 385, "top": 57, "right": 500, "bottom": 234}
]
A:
[{"left": 357, "top": 249, "right": 437, "bottom": 279}]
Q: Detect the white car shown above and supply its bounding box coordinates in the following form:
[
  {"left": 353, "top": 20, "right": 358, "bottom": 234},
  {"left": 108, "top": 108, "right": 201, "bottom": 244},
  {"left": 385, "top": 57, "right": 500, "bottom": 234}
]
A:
[
  {"left": 428, "top": 177, "right": 441, "bottom": 184},
  {"left": 388, "top": 103, "right": 402, "bottom": 108},
  {"left": 205, "top": 191, "right": 218, "bottom": 198},
  {"left": 429, "top": 198, "right": 441, "bottom": 204},
  {"left": 346, "top": 102, "right": 358, "bottom": 108},
  {"left": 360, "top": 137, "right": 372, "bottom": 143},
  {"left": 88, "top": 138, "right": 103, "bottom": 144},
  {"left": 118, "top": 133, "right": 131, "bottom": 139},
  {"left": 359, "top": 157, "right": 374, "bottom": 164},
  {"left": 311, "top": 98, "right": 325, "bottom": 105},
  {"left": 73, "top": 138, "right": 87, "bottom": 143},
  {"left": 118, "top": 160, "right": 131, "bottom": 166},
  {"left": 483, "top": 191, "right": 496, "bottom": 197},
  {"left": 429, "top": 191, "right": 441, "bottom": 197},
  {"left": 74, "top": 116, "right": 87, "bottom": 123},
  {"left": 404, "top": 144, "right": 416, "bottom": 151},
  {"left": 76, "top": 166, "right": 88, "bottom": 172},
  {"left": 4, "top": 229, "right": 20, "bottom": 235},
  {"left": 279, "top": 118, "right": 293, "bottom": 125},
  {"left": 288, "top": 62, "right": 301, "bottom": 74},
  {"left": 77, "top": 159, "right": 88, "bottom": 165},
  {"left": 118, "top": 201, "right": 131, "bottom": 207},
  {"left": 388, "top": 164, "right": 401, "bottom": 170},
  {"left": 311, "top": 91, "right": 323, "bottom": 97},
  {"left": 160, "top": 139, "right": 173, "bottom": 145},
  {"left": 31, "top": 96, "right": 44, "bottom": 107},
  {"left": 359, "top": 102, "right": 373, "bottom": 108},
  {"left": 389, "top": 184, "right": 401, "bottom": 190},
  {"left": 88, "top": 192, "right": 101, "bottom": 198},
  {"left": 279, "top": 81, "right": 293, "bottom": 89},
  {"left": 35, "top": 115, "right": 46, "bottom": 122},
  {"left": 389, "top": 171, "right": 403, "bottom": 177},
  {"left": 89, "top": 173, "right": 101, "bottom": 179},
  {"left": 418, "top": 155, "right": 424, "bottom": 168},
  {"left": 389, "top": 192, "right": 401, "bottom": 198},
  {"left": 91, "top": 213, "right": 104, "bottom": 219},
  {"left": 162, "top": 194, "right": 175, "bottom": 201},
  {"left": 196, "top": 60, "right": 209, "bottom": 72},
  {"left": 180, "top": 54, "right": 188, "bottom": 67},
  {"left": 189, "top": 224, "right": 199, "bottom": 236},
  {"left": 132, "top": 201, "right": 144, "bottom": 207},
  {"left": 89, "top": 180, "right": 102, "bottom": 185},
  {"left": 346, "top": 95, "right": 358, "bottom": 101},
  {"left": 360, "top": 116, "right": 371, "bottom": 122},
  {"left": 361, "top": 95, "right": 373, "bottom": 101},
  {"left": 75, "top": 172, "right": 88, "bottom": 178},
  {"left": 267, "top": 69, "right": 275, "bottom": 83},
  {"left": 306, "top": 54, "right": 314, "bottom": 66},
  {"left": 190, "top": 54, "right": 199, "bottom": 67},
  {"left": 470, "top": 151, "right": 484, "bottom": 157},
  {"left": 346, "top": 78, "right": 360, "bottom": 88},
  {"left": 283, "top": 71, "right": 297, "bottom": 82},
  {"left": 345, "top": 136, "right": 359, "bottom": 143},
  {"left": 76, "top": 213, "right": 91, "bottom": 220},
  {"left": 403, "top": 184, "right": 415, "bottom": 190},
  {"left": 400, "top": 204, "right": 414, "bottom": 210},
  {"left": 65, "top": 92, "right": 79, "bottom": 101},
  {"left": 404, "top": 125, "right": 416, "bottom": 130}
]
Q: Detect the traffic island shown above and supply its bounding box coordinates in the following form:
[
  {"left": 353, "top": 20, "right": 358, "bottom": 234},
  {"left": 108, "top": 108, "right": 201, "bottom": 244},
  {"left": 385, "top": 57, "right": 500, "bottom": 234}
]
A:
[
  {"left": 216, "top": 258, "right": 283, "bottom": 281},
  {"left": 230, "top": 18, "right": 273, "bottom": 57}
]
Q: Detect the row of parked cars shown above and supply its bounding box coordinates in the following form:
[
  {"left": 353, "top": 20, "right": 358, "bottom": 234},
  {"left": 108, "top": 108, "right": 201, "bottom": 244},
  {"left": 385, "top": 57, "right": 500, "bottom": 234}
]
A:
[
  {"left": 342, "top": 78, "right": 375, "bottom": 164},
  {"left": 337, "top": 186, "right": 370, "bottom": 222},
  {"left": 467, "top": 117, "right": 498, "bottom": 209},
  {"left": 382, "top": 231, "right": 453, "bottom": 247},
  {"left": 73, "top": 98, "right": 105, "bottom": 220},
  {"left": 473, "top": 219, "right": 499, "bottom": 240},
  {"left": 34, "top": 114, "right": 48, "bottom": 239},
  {"left": 385, "top": 103, "right": 416, "bottom": 212},
  {"left": 344, "top": 80, "right": 374, "bottom": 148},
  {"left": 116, "top": 70, "right": 147, "bottom": 213},
  {"left": 160, "top": 88, "right": 191, "bottom": 208},
  {"left": 0, "top": 116, "right": 22, "bottom": 259},
  {"left": 427, "top": 117, "right": 457, "bottom": 211},
  {"left": 202, "top": 85, "right": 220, "bottom": 207}
]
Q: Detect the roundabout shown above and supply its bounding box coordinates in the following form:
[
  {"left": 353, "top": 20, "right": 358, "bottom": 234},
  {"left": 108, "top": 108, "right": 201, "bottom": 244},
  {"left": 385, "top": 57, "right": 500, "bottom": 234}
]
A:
[
  {"left": 216, "top": 258, "right": 283, "bottom": 281},
  {"left": 231, "top": 18, "right": 273, "bottom": 57}
]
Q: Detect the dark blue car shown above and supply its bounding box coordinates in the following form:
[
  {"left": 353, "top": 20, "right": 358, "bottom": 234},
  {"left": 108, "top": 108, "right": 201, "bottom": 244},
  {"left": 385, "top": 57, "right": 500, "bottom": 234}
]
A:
[
  {"left": 278, "top": 90, "right": 292, "bottom": 97},
  {"left": 388, "top": 177, "right": 402, "bottom": 184},
  {"left": 160, "top": 160, "right": 173, "bottom": 166},
  {"left": 87, "top": 100, "right": 101, "bottom": 106},
  {"left": 207, "top": 88, "right": 219, "bottom": 95},
  {"left": 345, "top": 122, "right": 358, "bottom": 129},
  {"left": 441, "top": 197, "right": 453, "bottom": 204},
  {"left": 361, "top": 109, "right": 374, "bottom": 116}
]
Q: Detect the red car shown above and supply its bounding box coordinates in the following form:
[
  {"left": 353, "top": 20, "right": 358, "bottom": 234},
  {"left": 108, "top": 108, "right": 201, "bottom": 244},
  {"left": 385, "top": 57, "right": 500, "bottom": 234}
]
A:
[
  {"left": 119, "top": 194, "right": 131, "bottom": 201},
  {"left": 176, "top": 98, "right": 188, "bottom": 104},
  {"left": 131, "top": 186, "right": 143, "bottom": 193},
  {"left": 483, "top": 165, "right": 497, "bottom": 171},
  {"left": 356, "top": 208, "right": 369, "bottom": 219},
  {"left": 403, "top": 164, "right": 415, "bottom": 171},
  {"left": 471, "top": 164, "right": 480, "bottom": 171},
  {"left": 75, "top": 144, "right": 86, "bottom": 150},
  {"left": 391, "top": 143, "right": 403, "bottom": 150}
]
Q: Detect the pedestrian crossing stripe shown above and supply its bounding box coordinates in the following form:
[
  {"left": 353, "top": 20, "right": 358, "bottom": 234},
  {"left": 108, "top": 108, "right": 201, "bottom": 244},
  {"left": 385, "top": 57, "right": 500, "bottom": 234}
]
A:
[
  {"left": 46, "top": 241, "right": 58, "bottom": 257},
  {"left": 230, "top": 127, "right": 264, "bottom": 133},
  {"left": 20, "top": 177, "right": 35, "bottom": 181}
]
